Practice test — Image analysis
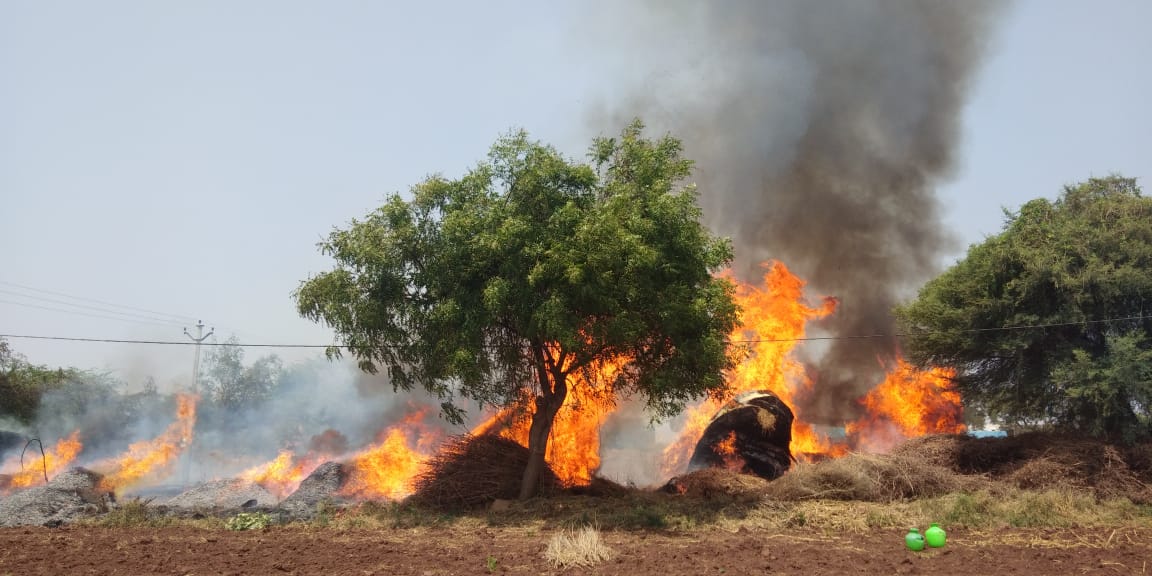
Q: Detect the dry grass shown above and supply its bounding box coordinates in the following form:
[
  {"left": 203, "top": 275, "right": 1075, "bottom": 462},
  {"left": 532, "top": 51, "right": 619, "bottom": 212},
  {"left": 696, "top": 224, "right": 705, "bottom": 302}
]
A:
[
  {"left": 410, "top": 434, "right": 559, "bottom": 510},
  {"left": 544, "top": 525, "right": 614, "bottom": 569},
  {"left": 762, "top": 452, "right": 984, "bottom": 502}
]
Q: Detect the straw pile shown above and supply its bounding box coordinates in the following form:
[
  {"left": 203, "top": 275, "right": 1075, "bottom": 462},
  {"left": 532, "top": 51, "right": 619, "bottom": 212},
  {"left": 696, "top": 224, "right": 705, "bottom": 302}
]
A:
[
  {"left": 662, "top": 467, "right": 771, "bottom": 502},
  {"left": 410, "top": 434, "right": 559, "bottom": 509}
]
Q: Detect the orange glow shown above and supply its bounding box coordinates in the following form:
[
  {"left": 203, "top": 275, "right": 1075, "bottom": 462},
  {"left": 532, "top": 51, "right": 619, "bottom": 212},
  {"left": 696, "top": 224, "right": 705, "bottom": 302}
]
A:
[
  {"left": 662, "top": 261, "right": 843, "bottom": 476},
  {"left": 714, "top": 431, "right": 744, "bottom": 471},
  {"left": 339, "top": 408, "right": 443, "bottom": 500},
  {"left": 98, "top": 394, "right": 197, "bottom": 493},
  {"left": 846, "top": 357, "right": 965, "bottom": 452},
  {"left": 239, "top": 450, "right": 327, "bottom": 500},
  {"left": 469, "top": 357, "right": 623, "bottom": 487},
  {"left": 1, "top": 431, "right": 83, "bottom": 490}
]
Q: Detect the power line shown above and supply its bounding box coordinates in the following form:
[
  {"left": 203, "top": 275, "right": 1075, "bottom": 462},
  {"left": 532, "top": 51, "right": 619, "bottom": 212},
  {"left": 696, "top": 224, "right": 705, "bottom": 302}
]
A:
[
  {"left": 0, "top": 299, "right": 191, "bottom": 329},
  {"left": 2, "top": 313, "right": 1150, "bottom": 348},
  {"left": 0, "top": 280, "right": 199, "bottom": 323},
  {"left": 0, "top": 288, "right": 188, "bottom": 326}
]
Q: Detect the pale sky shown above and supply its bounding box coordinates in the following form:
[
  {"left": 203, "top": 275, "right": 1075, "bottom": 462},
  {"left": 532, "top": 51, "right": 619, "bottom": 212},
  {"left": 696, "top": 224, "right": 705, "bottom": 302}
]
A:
[{"left": 2, "top": 0, "right": 1149, "bottom": 385}]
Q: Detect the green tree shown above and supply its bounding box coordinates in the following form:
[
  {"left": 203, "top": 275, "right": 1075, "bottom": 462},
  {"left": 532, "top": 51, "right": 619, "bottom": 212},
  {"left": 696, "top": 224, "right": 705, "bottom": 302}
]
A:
[
  {"left": 295, "top": 120, "right": 740, "bottom": 498},
  {"left": 0, "top": 337, "right": 81, "bottom": 425},
  {"left": 896, "top": 176, "right": 1152, "bottom": 441},
  {"left": 201, "top": 336, "right": 283, "bottom": 410}
]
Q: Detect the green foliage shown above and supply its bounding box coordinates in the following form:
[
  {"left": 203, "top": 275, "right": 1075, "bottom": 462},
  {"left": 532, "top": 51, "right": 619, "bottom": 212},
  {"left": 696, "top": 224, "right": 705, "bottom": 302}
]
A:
[
  {"left": 897, "top": 176, "right": 1152, "bottom": 441},
  {"left": 201, "top": 335, "right": 283, "bottom": 410},
  {"left": 485, "top": 555, "right": 498, "bottom": 573},
  {"left": 295, "top": 119, "right": 737, "bottom": 424},
  {"left": 225, "top": 511, "right": 273, "bottom": 531},
  {"left": 0, "top": 337, "right": 86, "bottom": 425}
]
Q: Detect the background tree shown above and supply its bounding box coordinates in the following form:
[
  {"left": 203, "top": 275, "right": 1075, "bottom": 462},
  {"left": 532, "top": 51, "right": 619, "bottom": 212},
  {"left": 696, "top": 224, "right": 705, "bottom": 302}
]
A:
[
  {"left": 200, "top": 336, "right": 283, "bottom": 411},
  {"left": 0, "top": 337, "right": 81, "bottom": 425},
  {"left": 296, "top": 120, "right": 740, "bottom": 498},
  {"left": 896, "top": 176, "right": 1152, "bottom": 441}
]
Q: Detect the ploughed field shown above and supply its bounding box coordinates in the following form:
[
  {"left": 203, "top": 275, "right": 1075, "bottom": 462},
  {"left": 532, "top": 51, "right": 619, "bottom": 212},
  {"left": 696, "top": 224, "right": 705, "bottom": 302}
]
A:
[{"left": 2, "top": 524, "right": 1150, "bottom": 575}]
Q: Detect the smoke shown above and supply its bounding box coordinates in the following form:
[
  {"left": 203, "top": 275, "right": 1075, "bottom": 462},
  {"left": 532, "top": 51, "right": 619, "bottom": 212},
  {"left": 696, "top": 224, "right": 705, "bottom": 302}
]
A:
[{"left": 581, "top": 0, "right": 1009, "bottom": 423}]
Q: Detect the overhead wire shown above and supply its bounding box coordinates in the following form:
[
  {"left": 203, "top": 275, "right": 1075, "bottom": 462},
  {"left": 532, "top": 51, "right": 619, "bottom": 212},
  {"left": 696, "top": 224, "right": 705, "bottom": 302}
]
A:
[
  {"left": 0, "top": 280, "right": 199, "bottom": 324},
  {"left": 0, "top": 288, "right": 188, "bottom": 326},
  {"left": 2, "top": 313, "right": 1150, "bottom": 348}
]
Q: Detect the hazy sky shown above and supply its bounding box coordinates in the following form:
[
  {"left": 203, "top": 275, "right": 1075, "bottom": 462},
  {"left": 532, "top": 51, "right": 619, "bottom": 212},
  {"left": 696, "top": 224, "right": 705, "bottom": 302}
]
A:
[{"left": 2, "top": 0, "right": 1149, "bottom": 385}]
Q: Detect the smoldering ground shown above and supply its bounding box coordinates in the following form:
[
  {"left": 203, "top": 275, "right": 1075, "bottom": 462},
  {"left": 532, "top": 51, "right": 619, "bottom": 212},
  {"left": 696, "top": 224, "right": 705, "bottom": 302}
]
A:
[{"left": 577, "top": 0, "right": 1011, "bottom": 424}]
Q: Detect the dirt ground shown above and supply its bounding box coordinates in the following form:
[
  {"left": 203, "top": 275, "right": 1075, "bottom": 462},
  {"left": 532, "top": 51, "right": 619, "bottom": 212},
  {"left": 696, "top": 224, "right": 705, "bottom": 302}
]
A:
[{"left": 1, "top": 525, "right": 1149, "bottom": 576}]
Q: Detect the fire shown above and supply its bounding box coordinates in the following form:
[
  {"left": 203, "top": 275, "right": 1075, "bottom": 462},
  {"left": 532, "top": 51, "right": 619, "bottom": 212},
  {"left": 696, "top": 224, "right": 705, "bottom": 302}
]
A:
[
  {"left": 662, "top": 262, "right": 842, "bottom": 475},
  {"left": 239, "top": 450, "right": 326, "bottom": 500},
  {"left": 339, "top": 408, "right": 443, "bottom": 500},
  {"left": 98, "top": 394, "right": 198, "bottom": 493},
  {"left": 470, "top": 357, "right": 622, "bottom": 487},
  {"left": 1, "top": 431, "right": 83, "bottom": 490},
  {"left": 846, "top": 357, "right": 965, "bottom": 452},
  {"left": 714, "top": 431, "right": 744, "bottom": 471}
]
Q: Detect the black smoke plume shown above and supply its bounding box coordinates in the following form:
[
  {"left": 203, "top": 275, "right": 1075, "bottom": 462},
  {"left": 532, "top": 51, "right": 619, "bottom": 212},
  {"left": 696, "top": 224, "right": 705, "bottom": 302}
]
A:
[{"left": 583, "top": 0, "right": 1009, "bottom": 423}]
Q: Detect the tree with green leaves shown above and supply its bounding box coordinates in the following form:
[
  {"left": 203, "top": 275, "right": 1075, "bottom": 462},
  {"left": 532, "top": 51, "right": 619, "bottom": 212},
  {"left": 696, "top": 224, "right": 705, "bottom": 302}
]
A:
[
  {"left": 0, "top": 337, "right": 81, "bottom": 425},
  {"left": 200, "top": 336, "right": 283, "bottom": 411},
  {"left": 896, "top": 176, "right": 1152, "bottom": 441},
  {"left": 295, "top": 120, "right": 740, "bottom": 498}
]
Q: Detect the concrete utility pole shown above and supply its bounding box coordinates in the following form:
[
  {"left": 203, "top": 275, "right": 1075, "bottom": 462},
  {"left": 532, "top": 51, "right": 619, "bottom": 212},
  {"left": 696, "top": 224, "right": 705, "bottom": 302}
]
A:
[{"left": 183, "top": 320, "right": 214, "bottom": 395}]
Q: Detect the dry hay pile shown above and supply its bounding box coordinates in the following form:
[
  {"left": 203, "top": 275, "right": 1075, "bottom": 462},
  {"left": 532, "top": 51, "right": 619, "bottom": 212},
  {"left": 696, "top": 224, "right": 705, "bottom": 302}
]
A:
[
  {"left": 410, "top": 434, "right": 559, "bottom": 509},
  {"left": 760, "top": 452, "right": 978, "bottom": 502},
  {"left": 662, "top": 467, "right": 771, "bottom": 502},
  {"left": 891, "top": 432, "right": 1152, "bottom": 503}
]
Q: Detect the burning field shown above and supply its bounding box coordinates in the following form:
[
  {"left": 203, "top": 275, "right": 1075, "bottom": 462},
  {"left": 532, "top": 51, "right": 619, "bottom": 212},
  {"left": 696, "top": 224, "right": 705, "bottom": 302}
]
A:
[{"left": 1, "top": 259, "right": 984, "bottom": 526}]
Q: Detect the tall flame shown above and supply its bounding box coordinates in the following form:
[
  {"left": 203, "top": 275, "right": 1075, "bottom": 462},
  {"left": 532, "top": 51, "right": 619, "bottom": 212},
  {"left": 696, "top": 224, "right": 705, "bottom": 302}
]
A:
[
  {"left": 0, "top": 431, "right": 83, "bottom": 490},
  {"left": 662, "top": 262, "right": 842, "bottom": 475},
  {"left": 98, "top": 394, "right": 197, "bottom": 493},
  {"left": 469, "top": 357, "right": 623, "bottom": 487},
  {"left": 339, "top": 407, "right": 443, "bottom": 500}
]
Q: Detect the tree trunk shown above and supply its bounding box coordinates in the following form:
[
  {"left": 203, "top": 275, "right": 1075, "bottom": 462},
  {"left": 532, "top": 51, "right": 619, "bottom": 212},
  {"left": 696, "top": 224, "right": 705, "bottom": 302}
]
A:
[{"left": 519, "top": 347, "right": 568, "bottom": 500}]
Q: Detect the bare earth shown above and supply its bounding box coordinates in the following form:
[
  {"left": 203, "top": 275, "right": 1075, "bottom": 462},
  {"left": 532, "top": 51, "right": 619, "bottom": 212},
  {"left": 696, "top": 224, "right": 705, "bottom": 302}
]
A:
[{"left": 2, "top": 526, "right": 1149, "bottom": 575}]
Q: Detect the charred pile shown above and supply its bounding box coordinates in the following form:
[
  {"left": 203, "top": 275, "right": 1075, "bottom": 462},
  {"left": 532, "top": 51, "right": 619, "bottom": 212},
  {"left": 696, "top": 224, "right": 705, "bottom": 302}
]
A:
[
  {"left": 165, "top": 478, "right": 278, "bottom": 511},
  {"left": 688, "top": 391, "right": 794, "bottom": 480},
  {"left": 410, "top": 434, "right": 559, "bottom": 509},
  {"left": 278, "top": 461, "right": 350, "bottom": 518},
  {"left": 0, "top": 467, "right": 109, "bottom": 527}
]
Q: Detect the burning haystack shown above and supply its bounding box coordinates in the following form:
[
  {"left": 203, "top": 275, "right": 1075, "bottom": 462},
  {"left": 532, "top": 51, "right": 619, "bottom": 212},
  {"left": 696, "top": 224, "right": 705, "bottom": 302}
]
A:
[
  {"left": 688, "top": 390, "right": 794, "bottom": 480},
  {"left": 0, "top": 467, "right": 109, "bottom": 527},
  {"left": 410, "top": 434, "right": 559, "bottom": 509}
]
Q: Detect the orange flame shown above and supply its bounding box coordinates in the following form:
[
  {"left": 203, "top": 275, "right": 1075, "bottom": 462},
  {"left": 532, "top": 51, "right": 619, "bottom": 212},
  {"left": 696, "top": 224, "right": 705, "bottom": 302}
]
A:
[
  {"left": 0, "top": 431, "right": 83, "bottom": 490},
  {"left": 339, "top": 408, "right": 443, "bottom": 500},
  {"left": 239, "top": 450, "right": 327, "bottom": 500},
  {"left": 98, "top": 394, "right": 197, "bottom": 492},
  {"left": 845, "top": 357, "right": 965, "bottom": 452},
  {"left": 662, "top": 261, "right": 842, "bottom": 475},
  {"left": 713, "top": 431, "right": 745, "bottom": 471},
  {"left": 469, "top": 357, "right": 623, "bottom": 487}
]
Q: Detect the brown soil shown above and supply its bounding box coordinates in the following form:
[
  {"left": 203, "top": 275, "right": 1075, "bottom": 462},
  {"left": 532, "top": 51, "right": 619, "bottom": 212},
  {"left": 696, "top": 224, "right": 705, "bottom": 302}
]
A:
[{"left": 2, "top": 525, "right": 1149, "bottom": 575}]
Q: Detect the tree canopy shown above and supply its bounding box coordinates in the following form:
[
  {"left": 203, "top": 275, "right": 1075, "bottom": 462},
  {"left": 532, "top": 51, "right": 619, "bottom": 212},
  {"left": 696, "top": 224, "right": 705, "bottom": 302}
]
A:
[
  {"left": 295, "top": 120, "right": 740, "bottom": 497},
  {"left": 896, "top": 176, "right": 1152, "bottom": 441}
]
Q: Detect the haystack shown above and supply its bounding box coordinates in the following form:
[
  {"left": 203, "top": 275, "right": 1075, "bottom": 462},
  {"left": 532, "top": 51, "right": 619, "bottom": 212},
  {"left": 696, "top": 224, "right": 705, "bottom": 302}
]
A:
[
  {"left": 687, "top": 390, "right": 793, "bottom": 480},
  {"left": 662, "top": 467, "right": 770, "bottom": 502},
  {"left": 0, "top": 467, "right": 108, "bottom": 527},
  {"left": 410, "top": 434, "right": 558, "bottom": 509}
]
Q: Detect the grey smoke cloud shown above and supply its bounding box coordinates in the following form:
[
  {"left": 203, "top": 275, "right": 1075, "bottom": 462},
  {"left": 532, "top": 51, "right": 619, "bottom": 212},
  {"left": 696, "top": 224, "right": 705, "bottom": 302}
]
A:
[{"left": 581, "top": 0, "right": 1009, "bottom": 423}]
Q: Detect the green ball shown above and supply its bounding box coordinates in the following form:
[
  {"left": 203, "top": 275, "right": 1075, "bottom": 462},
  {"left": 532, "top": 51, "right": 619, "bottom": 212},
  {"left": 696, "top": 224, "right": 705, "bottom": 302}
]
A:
[{"left": 925, "top": 523, "right": 947, "bottom": 548}]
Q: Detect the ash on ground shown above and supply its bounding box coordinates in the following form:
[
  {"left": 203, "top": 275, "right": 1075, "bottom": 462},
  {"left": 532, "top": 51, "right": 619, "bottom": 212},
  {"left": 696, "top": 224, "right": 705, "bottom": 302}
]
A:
[
  {"left": 163, "top": 478, "right": 278, "bottom": 510},
  {"left": 278, "top": 461, "right": 351, "bottom": 518},
  {"left": 0, "top": 467, "right": 110, "bottom": 528}
]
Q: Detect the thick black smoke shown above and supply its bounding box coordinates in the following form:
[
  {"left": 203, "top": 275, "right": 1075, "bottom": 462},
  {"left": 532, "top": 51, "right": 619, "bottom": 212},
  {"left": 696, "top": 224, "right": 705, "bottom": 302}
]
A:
[{"left": 583, "top": 0, "right": 1009, "bottom": 423}]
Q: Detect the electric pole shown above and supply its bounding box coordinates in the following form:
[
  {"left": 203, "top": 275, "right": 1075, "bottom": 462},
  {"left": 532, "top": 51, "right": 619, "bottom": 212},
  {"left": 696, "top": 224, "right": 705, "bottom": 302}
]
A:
[
  {"left": 182, "top": 320, "right": 213, "bottom": 487},
  {"left": 183, "top": 320, "right": 213, "bottom": 395}
]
